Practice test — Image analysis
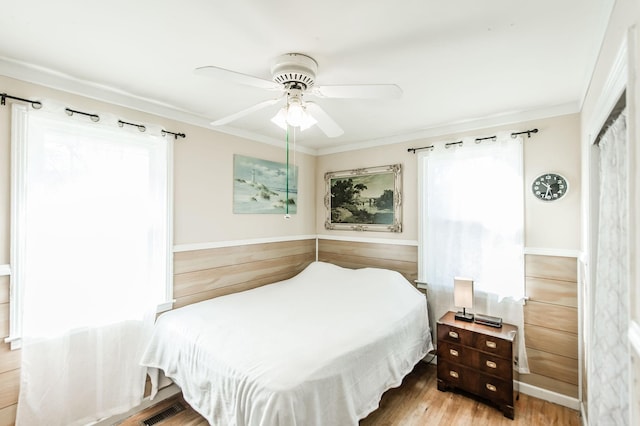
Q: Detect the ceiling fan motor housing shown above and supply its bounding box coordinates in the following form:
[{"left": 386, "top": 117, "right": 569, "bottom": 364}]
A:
[{"left": 271, "top": 53, "right": 318, "bottom": 90}]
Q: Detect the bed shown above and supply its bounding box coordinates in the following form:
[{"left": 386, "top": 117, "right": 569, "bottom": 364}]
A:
[{"left": 141, "top": 261, "right": 432, "bottom": 425}]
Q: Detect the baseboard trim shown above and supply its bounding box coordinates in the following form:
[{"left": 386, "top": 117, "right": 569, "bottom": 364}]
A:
[
  {"left": 91, "top": 383, "right": 181, "bottom": 426},
  {"left": 516, "top": 380, "right": 580, "bottom": 411}
]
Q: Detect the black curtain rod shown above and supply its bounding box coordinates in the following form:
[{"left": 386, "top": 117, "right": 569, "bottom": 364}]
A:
[
  {"left": 162, "top": 130, "right": 186, "bottom": 140},
  {"left": 511, "top": 128, "right": 538, "bottom": 138},
  {"left": 445, "top": 140, "right": 463, "bottom": 149},
  {"left": 407, "top": 128, "right": 539, "bottom": 154},
  {"left": 66, "top": 107, "right": 100, "bottom": 122},
  {"left": 407, "top": 145, "right": 434, "bottom": 153},
  {"left": 475, "top": 135, "right": 497, "bottom": 143},
  {"left": 118, "top": 119, "right": 186, "bottom": 139},
  {"left": 118, "top": 119, "right": 146, "bottom": 132},
  {"left": 2, "top": 90, "right": 185, "bottom": 139},
  {"left": 0, "top": 92, "right": 42, "bottom": 109}
]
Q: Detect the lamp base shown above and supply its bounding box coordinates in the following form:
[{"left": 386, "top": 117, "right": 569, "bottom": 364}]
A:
[{"left": 454, "top": 311, "right": 474, "bottom": 322}]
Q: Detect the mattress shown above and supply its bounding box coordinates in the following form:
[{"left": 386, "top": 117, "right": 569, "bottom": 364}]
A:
[{"left": 141, "top": 261, "right": 432, "bottom": 425}]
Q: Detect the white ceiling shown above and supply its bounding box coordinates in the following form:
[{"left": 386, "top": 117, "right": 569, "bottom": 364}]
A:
[{"left": 0, "top": 1, "right": 614, "bottom": 153}]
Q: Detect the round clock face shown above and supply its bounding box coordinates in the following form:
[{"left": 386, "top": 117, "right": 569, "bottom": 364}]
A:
[{"left": 532, "top": 173, "right": 568, "bottom": 202}]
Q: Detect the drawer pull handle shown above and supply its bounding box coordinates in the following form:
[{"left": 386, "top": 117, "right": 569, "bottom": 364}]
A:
[
  {"left": 486, "top": 341, "right": 497, "bottom": 349},
  {"left": 449, "top": 349, "right": 459, "bottom": 357},
  {"left": 486, "top": 383, "right": 497, "bottom": 392},
  {"left": 449, "top": 370, "right": 459, "bottom": 379},
  {"left": 448, "top": 331, "right": 459, "bottom": 339},
  {"left": 486, "top": 360, "right": 497, "bottom": 369}
]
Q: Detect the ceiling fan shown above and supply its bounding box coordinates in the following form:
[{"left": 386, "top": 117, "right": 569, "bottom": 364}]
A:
[{"left": 195, "top": 53, "right": 403, "bottom": 138}]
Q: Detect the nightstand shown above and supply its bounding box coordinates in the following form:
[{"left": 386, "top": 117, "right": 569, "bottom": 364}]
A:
[{"left": 436, "top": 311, "right": 518, "bottom": 419}]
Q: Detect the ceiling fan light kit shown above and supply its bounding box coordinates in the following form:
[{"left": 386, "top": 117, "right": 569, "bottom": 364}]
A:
[{"left": 198, "top": 52, "right": 401, "bottom": 138}]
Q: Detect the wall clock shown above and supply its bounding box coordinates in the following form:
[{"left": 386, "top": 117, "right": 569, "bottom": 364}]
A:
[{"left": 531, "top": 173, "right": 568, "bottom": 202}]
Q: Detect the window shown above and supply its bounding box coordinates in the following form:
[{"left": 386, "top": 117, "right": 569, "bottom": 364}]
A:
[
  {"left": 9, "top": 104, "right": 173, "bottom": 344},
  {"left": 10, "top": 104, "right": 173, "bottom": 424},
  {"left": 418, "top": 134, "right": 528, "bottom": 372}
]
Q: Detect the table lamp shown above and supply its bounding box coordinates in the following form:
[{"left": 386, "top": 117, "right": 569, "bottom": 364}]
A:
[{"left": 454, "top": 277, "right": 474, "bottom": 322}]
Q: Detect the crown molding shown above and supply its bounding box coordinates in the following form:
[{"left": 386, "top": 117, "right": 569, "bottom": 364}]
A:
[
  {"left": 0, "top": 55, "right": 579, "bottom": 157},
  {"left": 316, "top": 102, "right": 579, "bottom": 156},
  {"left": 0, "top": 56, "right": 318, "bottom": 155}
]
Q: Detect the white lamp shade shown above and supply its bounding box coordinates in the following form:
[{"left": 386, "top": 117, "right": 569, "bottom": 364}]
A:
[
  {"left": 454, "top": 277, "right": 474, "bottom": 309},
  {"left": 271, "top": 103, "right": 317, "bottom": 131},
  {"left": 271, "top": 107, "right": 288, "bottom": 130},
  {"left": 286, "top": 100, "right": 304, "bottom": 126}
]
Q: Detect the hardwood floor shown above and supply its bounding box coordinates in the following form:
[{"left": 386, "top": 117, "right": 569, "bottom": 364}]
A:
[{"left": 119, "top": 362, "right": 581, "bottom": 425}]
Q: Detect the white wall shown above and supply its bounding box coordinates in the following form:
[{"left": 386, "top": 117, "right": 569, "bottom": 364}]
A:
[
  {"left": 0, "top": 75, "right": 317, "bottom": 265},
  {"left": 173, "top": 124, "right": 316, "bottom": 245},
  {"left": 316, "top": 113, "right": 582, "bottom": 251}
]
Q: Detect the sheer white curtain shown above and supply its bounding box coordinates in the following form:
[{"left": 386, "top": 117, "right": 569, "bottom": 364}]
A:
[
  {"left": 12, "top": 104, "right": 170, "bottom": 425},
  {"left": 419, "top": 133, "right": 529, "bottom": 373},
  {"left": 590, "top": 109, "right": 629, "bottom": 425}
]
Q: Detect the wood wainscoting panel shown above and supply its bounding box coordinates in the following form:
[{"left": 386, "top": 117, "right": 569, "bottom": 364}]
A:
[
  {"left": 317, "top": 239, "right": 417, "bottom": 282},
  {"left": 524, "top": 324, "right": 578, "bottom": 359},
  {"left": 0, "top": 368, "right": 19, "bottom": 411},
  {"left": 0, "top": 343, "right": 19, "bottom": 426},
  {"left": 175, "top": 239, "right": 315, "bottom": 274},
  {"left": 525, "top": 348, "right": 579, "bottom": 386},
  {"left": 525, "top": 255, "right": 577, "bottom": 282},
  {"left": 0, "top": 276, "right": 8, "bottom": 304},
  {"left": 174, "top": 270, "right": 303, "bottom": 309},
  {"left": 525, "top": 277, "right": 578, "bottom": 308},
  {"left": 0, "top": 403, "right": 17, "bottom": 426},
  {"left": 0, "top": 304, "right": 8, "bottom": 339},
  {"left": 0, "top": 344, "right": 20, "bottom": 375},
  {"left": 173, "top": 238, "right": 316, "bottom": 308},
  {"left": 174, "top": 253, "right": 313, "bottom": 299},
  {"left": 524, "top": 300, "right": 578, "bottom": 334},
  {"left": 0, "top": 276, "right": 17, "bottom": 425},
  {"left": 523, "top": 254, "right": 578, "bottom": 398},
  {"left": 519, "top": 372, "right": 579, "bottom": 399}
]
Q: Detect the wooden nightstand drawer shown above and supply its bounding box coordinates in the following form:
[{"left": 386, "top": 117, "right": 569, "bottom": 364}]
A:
[
  {"left": 437, "top": 323, "right": 473, "bottom": 346},
  {"left": 477, "top": 373, "right": 513, "bottom": 405},
  {"left": 437, "top": 341, "right": 466, "bottom": 363},
  {"left": 476, "top": 352, "right": 513, "bottom": 380},
  {"left": 437, "top": 360, "right": 476, "bottom": 392},
  {"left": 473, "top": 333, "right": 512, "bottom": 359}
]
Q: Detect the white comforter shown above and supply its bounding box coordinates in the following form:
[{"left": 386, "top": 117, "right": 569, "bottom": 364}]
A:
[{"left": 141, "top": 261, "right": 432, "bottom": 426}]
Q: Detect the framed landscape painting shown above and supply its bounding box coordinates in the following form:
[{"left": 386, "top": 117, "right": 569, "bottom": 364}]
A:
[
  {"left": 233, "top": 154, "right": 297, "bottom": 214},
  {"left": 324, "top": 164, "right": 402, "bottom": 232}
]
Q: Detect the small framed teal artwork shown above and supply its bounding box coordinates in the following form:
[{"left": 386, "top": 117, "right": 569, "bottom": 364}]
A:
[{"left": 233, "top": 154, "right": 298, "bottom": 214}]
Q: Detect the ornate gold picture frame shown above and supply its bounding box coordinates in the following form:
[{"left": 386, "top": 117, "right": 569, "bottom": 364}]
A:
[{"left": 324, "top": 164, "right": 402, "bottom": 232}]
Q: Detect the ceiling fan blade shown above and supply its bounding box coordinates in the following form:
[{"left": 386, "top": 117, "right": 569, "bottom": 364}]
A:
[
  {"left": 312, "top": 84, "right": 403, "bottom": 99},
  {"left": 195, "top": 66, "right": 282, "bottom": 91},
  {"left": 305, "top": 102, "right": 344, "bottom": 138},
  {"left": 211, "top": 98, "right": 280, "bottom": 126}
]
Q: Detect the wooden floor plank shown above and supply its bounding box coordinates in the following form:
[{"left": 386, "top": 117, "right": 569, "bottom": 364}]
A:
[{"left": 119, "top": 362, "right": 581, "bottom": 426}]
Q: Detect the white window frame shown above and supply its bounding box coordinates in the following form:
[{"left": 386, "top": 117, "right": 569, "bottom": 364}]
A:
[{"left": 7, "top": 104, "right": 174, "bottom": 349}]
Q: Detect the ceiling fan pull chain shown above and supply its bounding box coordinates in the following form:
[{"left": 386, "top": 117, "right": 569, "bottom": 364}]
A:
[{"left": 285, "top": 127, "right": 290, "bottom": 218}]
